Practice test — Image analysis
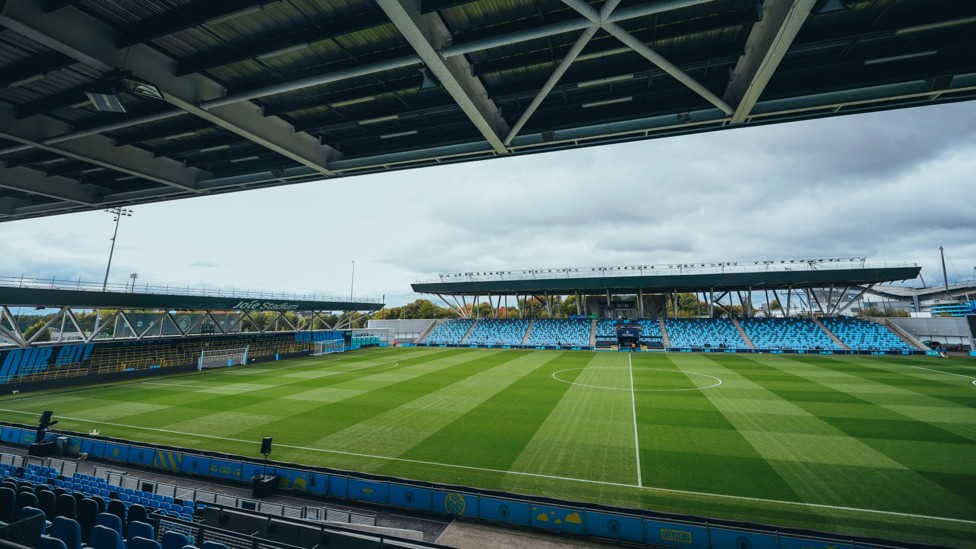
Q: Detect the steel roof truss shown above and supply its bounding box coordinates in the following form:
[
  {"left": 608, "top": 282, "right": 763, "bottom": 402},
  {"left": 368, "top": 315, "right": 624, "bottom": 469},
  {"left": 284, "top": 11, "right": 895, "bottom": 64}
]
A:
[
  {"left": 724, "top": 0, "right": 817, "bottom": 124},
  {"left": 0, "top": 0, "right": 339, "bottom": 178},
  {"left": 0, "top": 306, "right": 27, "bottom": 348},
  {"left": 25, "top": 307, "right": 70, "bottom": 346},
  {"left": 561, "top": 0, "right": 734, "bottom": 115},
  {"left": 376, "top": 0, "right": 510, "bottom": 154},
  {"left": 88, "top": 309, "right": 122, "bottom": 343}
]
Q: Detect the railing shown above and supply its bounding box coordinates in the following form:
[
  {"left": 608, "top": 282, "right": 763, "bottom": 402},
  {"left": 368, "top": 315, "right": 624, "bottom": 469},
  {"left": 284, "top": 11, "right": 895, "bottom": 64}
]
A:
[
  {"left": 151, "top": 512, "right": 437, "bottom": 549},
  {"left": 0, "top": 275, "right": 381, "bottom": 304},
  {"left": 92, "top": 466, "right": 376, "bottom": 526}
]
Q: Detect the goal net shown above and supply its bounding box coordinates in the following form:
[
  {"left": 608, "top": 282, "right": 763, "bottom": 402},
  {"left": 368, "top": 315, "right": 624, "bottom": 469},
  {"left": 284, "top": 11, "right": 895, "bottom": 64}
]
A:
[
  {"left": 311, "top": 339, "right": 345, "bottom": 356},
  {"left": 198, "top": 347, "right": 249, "bottom": 371}
]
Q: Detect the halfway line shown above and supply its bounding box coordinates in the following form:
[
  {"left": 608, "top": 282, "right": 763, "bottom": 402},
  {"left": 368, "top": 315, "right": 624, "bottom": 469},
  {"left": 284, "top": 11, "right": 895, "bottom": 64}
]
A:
[{"left": 628, "top": 353, "right": 642, "bottom": 487}]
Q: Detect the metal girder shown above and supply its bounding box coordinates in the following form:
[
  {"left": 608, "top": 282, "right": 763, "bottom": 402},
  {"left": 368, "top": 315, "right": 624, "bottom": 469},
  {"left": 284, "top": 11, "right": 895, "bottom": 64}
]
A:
[
  {"left": 0, "top": 165, "right": 96, "bottom": 204},
  {"left": 0, "top": 105, "right": 205, "bottom": 192},
  {"left": 505, "top": 0, "right": 621, "bottom": 144},
  {"left": 561, "top": 0, "right": 734, "bottom": 115},
  {"left": 376, "top": 0, "right": 510, "bottom": 154},
  {"left": 0, "top": 0, "right": 340, "bottom": 177},
  {"left": 0, "top": 51, "right": 76, "bottom": 87},
  {"left": 117, "top": 0, "right": 278, "bottom": 48},
  {"left": 724, "top": 0, "right": 817, "bottom": 124},
  {"left": 174, "top": 11, "right": 390, "bottom": 76}
]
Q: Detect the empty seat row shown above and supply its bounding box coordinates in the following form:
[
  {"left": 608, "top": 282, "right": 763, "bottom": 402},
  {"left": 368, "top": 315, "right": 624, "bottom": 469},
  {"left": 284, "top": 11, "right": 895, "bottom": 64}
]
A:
[{"left": 463, "top": 319, "right": 529, "bottom": 345}]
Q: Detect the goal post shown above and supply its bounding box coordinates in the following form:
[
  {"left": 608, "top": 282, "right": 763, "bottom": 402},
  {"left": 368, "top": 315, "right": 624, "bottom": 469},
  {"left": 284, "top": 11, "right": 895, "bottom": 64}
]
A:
[
  {"left": 198, "top": 347, "right": 249, "bottom": 371},
  {"left": 311, "top": 339, "right": 345, "bottom": 356}
]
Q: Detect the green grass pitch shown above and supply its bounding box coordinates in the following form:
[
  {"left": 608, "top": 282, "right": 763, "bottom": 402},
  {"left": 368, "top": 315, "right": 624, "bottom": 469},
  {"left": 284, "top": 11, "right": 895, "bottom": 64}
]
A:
[{"left": 2, "top": 348, "right": 975, "bottom": 547}]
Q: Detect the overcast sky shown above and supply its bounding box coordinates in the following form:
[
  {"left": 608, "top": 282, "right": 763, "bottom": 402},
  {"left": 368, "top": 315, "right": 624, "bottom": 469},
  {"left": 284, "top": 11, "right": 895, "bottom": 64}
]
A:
[{"left": 2, "top": 101, "right": 974, "bottom": 307}]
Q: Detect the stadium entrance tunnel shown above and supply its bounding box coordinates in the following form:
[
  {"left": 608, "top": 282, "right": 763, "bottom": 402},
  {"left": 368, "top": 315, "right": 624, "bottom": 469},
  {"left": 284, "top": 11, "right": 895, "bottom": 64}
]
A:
[{"left": 551, "top": 367, "right": 722, "bottom": 392}]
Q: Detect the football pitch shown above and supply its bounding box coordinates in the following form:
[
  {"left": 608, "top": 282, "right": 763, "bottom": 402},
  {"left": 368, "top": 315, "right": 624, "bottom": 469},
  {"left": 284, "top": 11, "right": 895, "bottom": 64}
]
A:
[{"left": 2, "top": 348, "right": 975, "bottom": 547}]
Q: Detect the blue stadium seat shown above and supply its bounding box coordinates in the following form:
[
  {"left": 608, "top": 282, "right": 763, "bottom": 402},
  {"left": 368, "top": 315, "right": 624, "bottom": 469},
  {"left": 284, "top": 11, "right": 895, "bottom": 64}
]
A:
[
  {"left": 89, "top": 525, "right": 125, "bottom": 549},
  {"left": 740, "top": 318, "right": 839, "bottom": 350},
  {"left": 820, "top": 317, "right": 913, "bottom": 351},
  {"left": 665, "top": 318, "right": 746, "bottom": 348},
  {"left": 50, "top": 517, "right": 82, "bottom": 549},
  {"left": 39, "top": 535, "right": 68, "bottom": 549},
  {"left": 126, "top": 521, "right": 154, "bottom": 542},
  {"left": 128, "top": 536, "right": 162, "bottom": 549},
  {"left": 95, "top": 512, "right": 124, "bottom": 537},
  {"left": 525, "top": 319, "right": 591, "bottom": 347},
  {"left": 161, "top": 531, "right": 191, "bottom": 549},
  {"left": 425, "top": 319, "right": 475, "bottom": 344},
  {"left": 463, "top": 319, "right": 529, "bottom": 345}
]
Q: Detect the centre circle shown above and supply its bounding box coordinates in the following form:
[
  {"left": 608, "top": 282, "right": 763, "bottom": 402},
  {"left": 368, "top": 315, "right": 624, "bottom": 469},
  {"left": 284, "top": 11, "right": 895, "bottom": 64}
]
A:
[{"left": 551, "top": 367, "right": 722, "bottom": 392}]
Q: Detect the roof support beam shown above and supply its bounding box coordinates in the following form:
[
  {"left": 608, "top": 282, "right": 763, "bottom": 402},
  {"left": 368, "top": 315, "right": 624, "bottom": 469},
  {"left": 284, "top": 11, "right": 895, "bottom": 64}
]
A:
[
  {"left": 561, "top": 0, "right": 734, "bottom": 115},
  {"left": 117, "top": 0, "right": 278, "bottom": 48},
  {"left": 724, "top": 0, "right": 817, "bottom": 124},
  {"left": 376, "top": 0, "right": 510, "bottom": 154},
  {"left": 0, "top": 165, "right": 95, "bottom": 205},
  {"left": 0, "top": 0, "right": 340, "bottom": 177},
  {"left": 0, "top": 105, "right": 205, "bottom": 192},
  {"left": 504, "top": 0, "right": 622, "bottom": 145}
]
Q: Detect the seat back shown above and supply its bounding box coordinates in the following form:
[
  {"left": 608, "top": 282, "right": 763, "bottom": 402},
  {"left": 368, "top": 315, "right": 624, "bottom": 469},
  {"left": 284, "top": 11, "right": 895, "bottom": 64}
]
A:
[
  {"left": 76, "top": 498, "right": 100, "bottom": 542},
  {"left": 49, "top": 516, "right": 82, "bottom": 549},
  {"left": 95, "top": 512, "right": 123, "bottom": 536},
  {"left": 0, "top": 486, "right": 16, "bottom": 522},
  {"left": 128, "top": 536, "right": 163, "bottom": 549},
  {"left": 126, "top": 504, "right": 147, "bottom": 525},
  {"left": 15, "top": 491, "right": 39, "bottom": 515},
  {"left": 55, "top": 493, "right": 76, "bottom": 519},
  {"left": 160, "top": 530, "right": 190, "bottom": 549},
  {"left": 39, "top": 535, "right": 68, "bottom": 549},
  {"left": 38, "top": 489, "right": 58, "bottom": 519},
  {"left": 126, "top": 521, "right": 155, "bottom": 542},
  {"left": 88, "top": 525, "right": 125, "bottom": 549}
]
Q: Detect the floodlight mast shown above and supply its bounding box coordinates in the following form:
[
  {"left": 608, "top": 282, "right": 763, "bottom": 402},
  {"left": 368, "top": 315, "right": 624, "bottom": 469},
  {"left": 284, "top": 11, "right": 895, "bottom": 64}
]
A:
[{"left": 94, "top": 207, "right": 133, "bottom": 333}]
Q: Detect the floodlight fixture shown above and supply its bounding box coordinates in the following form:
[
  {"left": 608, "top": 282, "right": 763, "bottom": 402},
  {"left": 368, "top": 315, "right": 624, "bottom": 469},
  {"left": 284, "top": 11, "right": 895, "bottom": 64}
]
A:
[
  {"left": 121, "top": 75, "right": 164, "bottom": 100},
  {"left": 86, "top": 87, "right": 127, "bottom": 113}
]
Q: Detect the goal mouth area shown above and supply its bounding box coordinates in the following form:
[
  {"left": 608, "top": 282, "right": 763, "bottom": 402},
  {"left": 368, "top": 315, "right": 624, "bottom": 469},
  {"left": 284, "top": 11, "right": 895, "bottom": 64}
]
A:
[
  {"left": 198, "top": 346, "right": 249, "bottom": 370},
  {"left": 310, "top": 339, "right": 345, "bottom": 356}
]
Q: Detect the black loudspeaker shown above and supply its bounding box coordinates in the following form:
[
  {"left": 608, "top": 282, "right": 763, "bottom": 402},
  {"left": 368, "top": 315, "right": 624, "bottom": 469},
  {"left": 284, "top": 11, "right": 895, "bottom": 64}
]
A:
[{"left": 260, "top": 437, "right": 273, "bottom": 455}]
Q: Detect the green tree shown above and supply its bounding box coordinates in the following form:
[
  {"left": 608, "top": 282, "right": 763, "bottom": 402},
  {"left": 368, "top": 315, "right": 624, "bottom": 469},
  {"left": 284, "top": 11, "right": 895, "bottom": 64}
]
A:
[{"left": 23, "top": 318, "right": 51, "bottom": 342}]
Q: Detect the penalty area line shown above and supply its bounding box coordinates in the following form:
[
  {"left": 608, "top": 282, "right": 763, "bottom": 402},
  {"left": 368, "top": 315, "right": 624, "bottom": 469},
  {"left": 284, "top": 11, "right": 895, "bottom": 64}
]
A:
[{"left": 0, "top": 409, "right": 972, "bottom": 526}]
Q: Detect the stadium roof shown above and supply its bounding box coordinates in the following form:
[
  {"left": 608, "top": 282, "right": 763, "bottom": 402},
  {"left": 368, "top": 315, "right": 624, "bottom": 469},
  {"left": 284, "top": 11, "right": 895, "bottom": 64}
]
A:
[
  {"left": 869, "top": 281, "right": 976, "bottom": 300},
  {"left": 411, "top": 261, "right": 922, "bottom": 295},
  {"left": 1, "top": 0, "right": 974, "bottom": 221},
  {"left": 0, "top": 278, "right": 383, "bottom": 311}
]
